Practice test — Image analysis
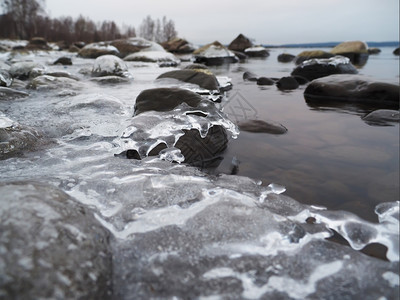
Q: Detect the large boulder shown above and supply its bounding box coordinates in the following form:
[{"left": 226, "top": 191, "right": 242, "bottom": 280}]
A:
[
  {"left": 9, "top": 61, "right": 46, "bottom": 80},
  {"left": 0, "top": 181, "right": 113, "bottom": 299},
  {"left": 304, "top": 74, "right": 399, "bottom": 109},
  {"left": 291, "top": 56, "right": 358, "bottom": 81},
  {"left": 92, "top": 55, "right": 131, "bottom": 77},
  {"left": 193, "top": 41, "right": 238, "bottom": 66},
  {"left": 78, "top": 42, "right": 119, "bottom": 58},
  {"left": 228, "top": 33, "right": 253, "bottom": 52},
  {"left": 161, "top": 37, "right": 196, "bottom": 54},
  {"left": 295, "top": 50, "right": 334, "bottom": 65},
  {"left": 244, "top": 46, "right": 269, "bottom": 58},
  {"left": 134, "top": 88, "right": 203, "bottom": 115},
  {"left": 111, "top": 37, "right": 164, "bottom": 57},
  {"left": 156, "top": 69, "right": 219, "bottom": 91},
  {"left": 0, "top": 115, "right": 41, "bottom": 159},
  {"left": 330, "top": 41, "right": 369, "bottom": 65}
]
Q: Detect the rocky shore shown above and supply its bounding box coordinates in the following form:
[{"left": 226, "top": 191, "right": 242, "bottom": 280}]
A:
[{"left": 1, "top": 36, "right": 399, "bottom": 299}]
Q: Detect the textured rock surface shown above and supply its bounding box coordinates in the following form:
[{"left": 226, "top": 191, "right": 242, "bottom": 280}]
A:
[{"left": 157, "top": 69, "right": 219, "bottom": 91}]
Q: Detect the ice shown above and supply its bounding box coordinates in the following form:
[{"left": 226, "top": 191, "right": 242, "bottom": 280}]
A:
[
  {"left": 0, "top": 114, "right": 16, "bottom": 128},
  {"left": 301, "top": 55, "right": 351, "bottom": 67},
  {"left": 199, "top": 45, "right": 236, "bottom": 58}
]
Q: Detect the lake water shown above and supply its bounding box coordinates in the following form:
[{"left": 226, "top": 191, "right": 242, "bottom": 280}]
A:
[{"left": 211, "top": 47, "right": 399, "bottom": 222}]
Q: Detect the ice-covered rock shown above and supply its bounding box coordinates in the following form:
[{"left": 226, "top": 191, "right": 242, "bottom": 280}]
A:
[
  {"left": 92, "top": 55, "right": 131, "bottom": 78},
  {"left": 0, "top": 114, "right": 41, "bottom": 159},
  {"left": 194, "top": 41, "right": 238, "bottom": 66},
  {"left": 124, "top": 51, "right": 180, "bottom": 66},
  {"left": 244, "top": 46, "right": 270, "bottom": 57},
  {"left": 331, "top": 40, "right": 369, "bottom": 66},
  {"left": 111, "top": 37, "right": 164, "bottom": 57},
  {"left": 0, "top": 69, "right": 12, "bottom": 87},
  {"left": 0, "top": 181, "right": 112, "bottom": 299},
  {"left": 9, "top": 61, "right": 46, "bottom": 80},
  {"left": 25, "top": 37, "right": 51, "bottom": 51},
  {"left": 295, "top": 50, "right": 334, "bottom": 65},
  {"left": 161, "top": 37, "right": 196, "bottom": 54},
  {"left": 78, "top": 42, "right": 119, "bottom": 58},
  {"left": 27, "top": 75, "right": 81, "bottom": 90},
  {"left": 291, "top": 56, "right": 358, "bottom": 81}
]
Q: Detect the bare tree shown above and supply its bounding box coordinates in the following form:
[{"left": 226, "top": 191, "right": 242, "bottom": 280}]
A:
[
  {"left": 162, "top": 16, "right": 177, "bottom": 42},
  {"left": 139, "top": 15, "right": 155, "bottom": 41},
  {"left": 138, "top": 15, "right": 177, "bottom": 43},
  {"left": 1, "top": 0, "right": 45, "bottom": 39}
]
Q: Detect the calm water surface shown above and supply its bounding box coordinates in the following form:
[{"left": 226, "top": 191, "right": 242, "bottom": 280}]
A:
[{"left": 210, "top": 47, "right": 399, "bottom": 222}]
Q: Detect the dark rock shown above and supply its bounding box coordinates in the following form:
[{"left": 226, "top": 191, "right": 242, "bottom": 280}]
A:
[
  {"left": 53, "top": 57, "right": 72, "bottom": 65},
  {"left": 69, "top": 45, "right": 80, "bottom": 53},
  {"left": 304, "top": 74, "right": 400, "bottom": 109},
  {"left": 291, "top": 56, "right": 358, "bottom": 81},
  {"left": 243, "top": 71, "right": 258, "bottom": 81},
  {"left": 0, "top": 181, "right": 113, "bottom": 299},
  {"left": 92, "top": 55, "right": 131, "bottom": 78},
  {"left": 231, "top": 50, "right": 248, "bottom": 60},
  {"left": 276, "top": 76, "right": 299, "bottom": 90},
  {"left": 193, "top": 41, "right": 238, "bottom": 66},
  {"left": 362, "top": 109, "right": 399, "bottom": 126},
  {"left": 134, "top": 88, "right": 203, "bottom": 115},
  {"left": 161, "top": 37, "right": 196, "bottom": 54},
  {"left": 228, "top": 34, "right": 253, "bottom": 52},
  {"left": 393, "top": 47, "right": 400, "bottom": 55},
  {"left": 73, "top": 41, "right": 86, "bottom": 49},
  {"left": 0, "top": 69, "right": 12, "bottom": 87},
  {"left": 292, "top": 75, "right": 309, "bottom": 85},
  {"left": 25, "top": 37, "right": 51, "bottom": 51},
  {"left": 9, "top": 62, "right": 46, "bottom": 80},
  {"left": 0, "top": 87, "right": 29, "bottom": 100},
  {"left": 257, "top": 77, "right": 275, "bottom": 86},
  {"left": 330, "top": 41, "right": 369, "bottom": 66},
  {"left": 158, "top": 61, "right": 179, "bottom": 67},
  {"left": 244, "top": 46, "right": 269, "bottom": 57},
  {"left": 0, "top": 117, "right": 41, "bottom": 158},
  {"left": 237, "top": 119, "right": 288, "bottom": 134},
  {"left": 368, "top": 48, "right": 381, "bottom": 55},
  {"left": 78, "top": 42, "right": 119, "bottom": 59},
  {"left": 111, "top": 37, "right": 164, "bottom": 57},
  {"left": 157, "top": 69, "right": 219, "bottom": 91},
  {"left": 278, "top": 53, "right": 295, "bottom": 63},
  {"left": 295, "top": 50, "right": 334, "bottom": 65},
  {"left": 175, "top": 125, "right": 228, "bottom": 167},
  {"left": 184, "top": 64, "right": 210, "bottom": 71}
]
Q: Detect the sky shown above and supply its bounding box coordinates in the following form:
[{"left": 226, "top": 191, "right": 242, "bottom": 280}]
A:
[{"left": 45, "top": 0, "right": 399, "bottom": 45}]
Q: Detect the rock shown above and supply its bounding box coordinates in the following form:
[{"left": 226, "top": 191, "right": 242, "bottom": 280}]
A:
[
  {"left": 161, "top": 37, "right": 196, "bottom": 54},
  {"left": 295, "top": 50, "right": 334, "bottom": 65},
  {"left": 0, "top": 116, "right": 41, "bottom": 158},
  {"left": 330, "top": 41, "right": 369, "bottom": 66},
  {"left": 304, "top": 74, "right": 400, "bottom": 109},
  {"left": 90, "top": 76, "right": 130, "bottom": 84},
  {"left": 175, "top": 125, "right": 228, "bottom": 167},
  {"left": 69, "top": 45, "right": 80, "bottom": 52},
  {"left": 362, "top": 109, "right": 400, "bottom": 126},
  {"left": 193, "top": 41, "right": 238, "bottom": 66},
  {"left": 231, "top": 50, "right": 248, "bottom": 61},
  {"left": 124, "top": 51, "right": 179, "bottom": 66},
  {"left": 134, "top": 88, "right": 203, "bottom": 115},
  {"left": 0, "top": 87, "right": 29, "bottom": 100},
  {"left": 157, "top": 69, "right": 219, "bottom": 91},
  {"left": 393, "top": 48, "right": 400, "bottom": 56},
  {"left": 244, "top": 46, "right": 269, "bottom": 57},
  {"left": 291, "top": 56, "right": 358, "bottom": 81},
  {"left": 0, "top": 181, "right": 112, "bottom": 299},
  {"left": 111, "top": 37, "right": 164, "bottom": 57},
  {"left": 25, "top": 37, "right": 51, "bottom": 51},
  {"left": 73, "top": 41, "right": 86, "bottom": 49},
  {"left": 368, "top": 48, "right": 381, "bottom": 55},
  {"left": 243, "top": 71, "right": 258, "bottom": 81},
  {"left": 78, "top": 42, "right": 119, "bottom": 58},
  {"left": 184, "top": 63, "right": 210, "bottom": 71},
  {"left": 27, "top": 75, "right": 81, "bottom": 90},
  {"left": 276, "top": 76, "right": 299, "bottom": 90},
  {"left": 44, "top": 71, "right": 79, "bottom": 81},
  {"left": 0, "top": 69, "right": 12, "bottom": 87},
  {"left": 53, "top": 57, "right": 72, "bottom": 65},
  {"left": 292, "top": 75, "right": 309, "bottom": 85},
  {"left": 237, "top": 119, "right": 288, "bottom": 134},
  {"left": 228, "top": 34, "right": 253, "bottom": 52},
  {"left": 278, "top": 53, "right": 295, "bottom": 63},
  {"left": 9, "top": 62, "right": 46, "bottom": 80},
  {"left": 257, "top": 77, "right": 275, "bottom": 86},
  {"left": 92, "top": 55, "right": 131, "bottom": 78}
]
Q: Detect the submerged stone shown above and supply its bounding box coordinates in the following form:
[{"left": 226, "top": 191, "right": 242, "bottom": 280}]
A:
[
  {"left": 0, "top": 87, "right": 29, "bottom": 100},
  {"left": 92, "top": 55, "right": 131, "bottom": 78},
  {"left": 237, "top": 119, "right": 288, "bottom": 134},
  {"left": 0, "top": 181, "right": 113, "bottom": 299},
  {"left": 362, "top": 109, "right": 400, "bottom": 126},
  {"left": 295, "top": 50, "right": 334, "bottom": 65}
]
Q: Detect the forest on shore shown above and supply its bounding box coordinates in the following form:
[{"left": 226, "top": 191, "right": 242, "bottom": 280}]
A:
[{"left": 0, "top": 0, "right": 177, "bottom": 45}]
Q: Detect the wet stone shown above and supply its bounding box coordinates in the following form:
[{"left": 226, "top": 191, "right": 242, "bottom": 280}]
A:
[
  {"left": 237, "top": 119, "right": 288, "bottom": 134},
  {"left": 157, "top": 69, "right": 219, "bottom": 91}
]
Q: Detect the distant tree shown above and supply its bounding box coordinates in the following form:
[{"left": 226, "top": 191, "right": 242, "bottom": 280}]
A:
[
  {"left": 1, "top": 0, "right": 46, "bottom": 39},
  {"left": 139, "top": 15, "right": 155, "bottom": 41},
  {"left": 138, "top": 15, "right": 177, "bottom": 43},
  {"left": 162, "top": 16, "right": 177, "bottom": 42}
]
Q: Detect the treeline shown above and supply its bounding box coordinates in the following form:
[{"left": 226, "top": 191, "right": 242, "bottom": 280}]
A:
[{"left": 0, "top": 0, "right": 177, "bottom": 45}]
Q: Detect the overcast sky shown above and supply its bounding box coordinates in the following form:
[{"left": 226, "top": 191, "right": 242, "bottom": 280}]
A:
[{"left": 45, "top": 0, "right": 399, "bottom": 45}]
